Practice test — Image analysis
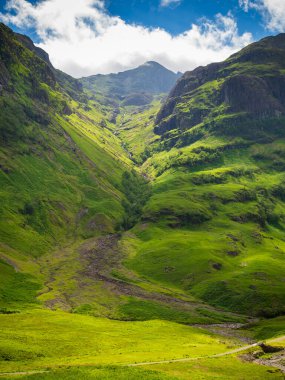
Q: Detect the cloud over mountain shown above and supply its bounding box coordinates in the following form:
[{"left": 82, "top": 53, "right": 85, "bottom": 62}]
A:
[{"left": 0, "top": 0, "right": 252, "bottom": 77}]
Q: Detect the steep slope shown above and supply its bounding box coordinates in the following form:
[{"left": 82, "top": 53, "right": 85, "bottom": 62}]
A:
[
  {"left": 1, "top": 21, "right": 285, "bottom": 321},
  {"left": 0, "top": 24, "right": 237, "bottom": 324},
  {"left": 80, "top": 61, "right": 181, "bottom": 106},
  {"left": 1, "top": 23, "right": 285, "bottom": 379},
  {"left": 121, "top": 33, "right": 285, "bottom": 318},
  {"left": 155, "top": 33, "right": 285, "bottom": 139},
  {"left": 0, "top": 22, "right": 132, "bottom": 310}
]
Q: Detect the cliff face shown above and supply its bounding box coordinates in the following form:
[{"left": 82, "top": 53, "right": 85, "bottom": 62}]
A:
[
  {"left": 155, "top": 33, "right": 285, "bottom": 139},
  {"left": 0, "top": 23, "right": 56, "bottom": 92}
]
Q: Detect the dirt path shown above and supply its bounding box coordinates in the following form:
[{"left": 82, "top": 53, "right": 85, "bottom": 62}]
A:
[
  {"left": 127, "top": 343, "right": 261, "bottom": 367},
  {"left": 127, "top": 335, "right": 285, "bottom": 367}
]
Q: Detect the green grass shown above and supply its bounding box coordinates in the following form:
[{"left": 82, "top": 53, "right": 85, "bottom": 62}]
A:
[
  {"left": 3, "top": 366, "right": 178, "bottom": 380},
  {"left": 1, "top": 22, "right": 285, "bottom": 380},
  {"left": 0, "top": 260, "right": 40, "bottom": 310},
  {"left": 142, "top": 356, "right": 284, "bottom": 380},
  {"left": 124, "top": 136, "right": 285, "bottom": 316},
  {"left": 116, "top": 101, "right": 160, "bottom": 163},
  {"left": 249, "top": 316, "right": 285, "bottom": 340},
  {"left": 1, "top": 309, "right": 283, "bottom": 379},
  {"left": 1, "top": 359, "right": 283, "bottom": 380},
  {"left": 0, "top": 309, "right": 236, "bottom": 373}
]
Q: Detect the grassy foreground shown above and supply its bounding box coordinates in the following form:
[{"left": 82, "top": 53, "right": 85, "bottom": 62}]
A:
[
  {"left": 0, "top": 310, "right": 284, "bottom": 379},
  {"left": 1, "top": 360, "right": 282, "bottom": 380},
  {"left": 0, "top": 309, "right": 234, "bottom": 372}
]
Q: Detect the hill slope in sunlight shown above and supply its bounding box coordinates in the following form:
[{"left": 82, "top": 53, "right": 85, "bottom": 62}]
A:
[
  {"left": 0, "top": 22, "right": 132, "bottom": 310},
  {"left": 1, "top": 23, "right": 285, "bottom": 320},
  {"left": 122, "top": 33, "right": 285, "bottom": 318},
  {"left": 1, "top": 21, "right": 285, "bottom": 380}
]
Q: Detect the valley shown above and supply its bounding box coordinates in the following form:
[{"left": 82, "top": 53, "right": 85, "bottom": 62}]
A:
[{"left": 0, "top": 22, "right": 285, "bottom": 379}]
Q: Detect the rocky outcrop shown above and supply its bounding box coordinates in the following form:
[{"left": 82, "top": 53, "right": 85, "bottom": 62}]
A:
[
  {"left": 155, "top": 33, "right": 285, "bottom": 138},
  {"left": 222, "top": 75, "right": 285, "bottom": 117}
]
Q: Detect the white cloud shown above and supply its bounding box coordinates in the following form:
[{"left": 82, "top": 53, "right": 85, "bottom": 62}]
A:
[
  {"left": 0, "top": 0, "right": 252, "bottom": 77},
  {"left": 160, "top": 0, "right": 181, "bottom": 7},
  {"left": 239, "top": 0, "right": 250, "bottom": 12},
  {"left": 239, "top": 0, "right": 285, "bottom": 32}
]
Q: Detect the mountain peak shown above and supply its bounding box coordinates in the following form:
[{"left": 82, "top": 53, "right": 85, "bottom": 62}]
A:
[
  {"left": 142, "top": 61, "right": 163, "bottom": 67},
  {"left": 80, "top": 60, "right": 182, "bottom": 101}
]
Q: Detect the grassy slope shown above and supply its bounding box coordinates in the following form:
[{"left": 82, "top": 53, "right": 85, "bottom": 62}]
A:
[
  {"left": 0, "top": 24, "right": 131, "bottom": 312},
  {"left": 1, "top": 24, "right": 285, "bottom": 379},
  {"left": 118, "top": 38, "right": 285, "bottom": 318},
  {"left": 0, "top": 309, "right": 284, "bottom": 379},
  {"left": 0, "top": 309, "right": 235, "bottom": 371},
  {"left": 0, "top": 25, "right": 239, "bottom": 324}
]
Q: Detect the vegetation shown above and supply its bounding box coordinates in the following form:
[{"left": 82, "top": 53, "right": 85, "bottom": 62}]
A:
[
  {"left": 120, "top": 170, "right": 150, "bottom": 229},
  {"left": 0, "top": 22, "right": 285, "bottom": 379}
]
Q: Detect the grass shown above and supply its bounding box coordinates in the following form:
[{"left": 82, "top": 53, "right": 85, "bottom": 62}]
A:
[
  {"left": 1, "top": 22, "right": 285, "bottom": 380},
  {"left": 0, "top": 309, "right": 284, "bottom": 379},
  {"left": 0, "top": 309, "right": 237, "bottom": 373},
  {"left": 123, "top": 135, "right": 285, "bottom": 316},
  {"left": 142, "top": 356, "right": 284, "bottom": 380},
  {"left": 2, "top": 358, "right": 283, "bottom": 380},
  {"left": 0, "top": 260, "right": 40, "bottom": 310},
  {"left": 2, "top": 366, "right": 178, "bottom": 380},
  {"left": 248, "top": 316, "right": 285, "bottom": 340}
]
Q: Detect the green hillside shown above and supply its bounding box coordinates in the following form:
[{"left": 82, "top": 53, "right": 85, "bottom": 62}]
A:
[
  {"left": 0, "top": 22, "right": 285, "bottom": 379},
  {"left": 122, "top": 33, "right": 285, "bottom": 317},
  {"left": 0, "top": 22, "right": 131, "bottom": 311},
  {"left": 0, "top": 23, "right": 237, "bottom": 322}
]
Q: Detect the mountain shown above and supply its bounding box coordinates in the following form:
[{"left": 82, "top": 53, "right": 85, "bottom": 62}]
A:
[
  {"left": 155, "top": 33, "right": 285, "bottom": 138},
  {"left": 127, "top": 33, "right": 285, "bottom": 317},
  {"left": 1, "top": 22, "right": 285, "bottom": 379},
  {"left": 0, "top": 22, "right": 132, "bottom": 309},
  {"left": 80, "top": 61, "right": 182, "bottom": 105},
  {"left": 0, "top": 23, "right": 230, "bottom": 324}
]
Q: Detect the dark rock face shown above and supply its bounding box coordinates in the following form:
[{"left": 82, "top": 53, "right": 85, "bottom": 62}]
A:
[
  {"left": 155, "top": 33, "right": 285, "bottom": 138},
  {"left": 0, "top": 23, "right": 56, "bottom": 90},
  {"left": 259, "top": 343, "right": 283, "bottom": 353},
  {"left": 15, "top": 33, "right": 51, "bottom": 65},
  {"left": 13, "top": 28, "right": 83, "bottom": 100},
  {"left": 222, "top": 75, "right": 285, "bottom": 117},
  {"left": 169, "top": 62, "right": 224, "bottom": 99}
]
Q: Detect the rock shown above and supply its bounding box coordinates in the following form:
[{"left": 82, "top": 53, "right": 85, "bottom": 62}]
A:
[
  {"left": 227, "top": 250, "right": 240, "bottom": 257},
  {"left": 259, "top": 343, "right": 284, "bottom": 353},
  {"left": 212, "top": 263, "right": 222, "bottom": 270}
]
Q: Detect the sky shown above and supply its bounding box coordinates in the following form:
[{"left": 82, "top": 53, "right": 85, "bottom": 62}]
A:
[{"left": 0, "top": 0, "right": 285, "bottom": 78}]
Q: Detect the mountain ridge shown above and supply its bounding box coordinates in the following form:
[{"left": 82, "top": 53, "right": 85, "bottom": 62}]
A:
[
  {"left": 1, "top": 21, "right": 285, "bottom": 379},
  {"left": 1, "top": 22, "right": 285, "bottom": 319},
  {"left": 155, "top": 32, "right": 285, "bottom": 138},
  {"left": 80, "top": 60, "right": 182, "bottom": 106}
]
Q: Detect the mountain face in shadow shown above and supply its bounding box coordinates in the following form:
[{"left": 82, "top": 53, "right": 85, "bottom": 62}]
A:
[{"left": 80, "top": 61, "right": 182, "bottom": 106}]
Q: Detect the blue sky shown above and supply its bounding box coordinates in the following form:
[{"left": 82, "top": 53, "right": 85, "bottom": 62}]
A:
[
  {"left": 107, "top": 0, "right": 265, "bottom": 38},
  {"left": 0, "top": 0, "right": 284, "bottom": 77},
  {"left": 0, "top": 0, "right": 267, "bottom": 39}
]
